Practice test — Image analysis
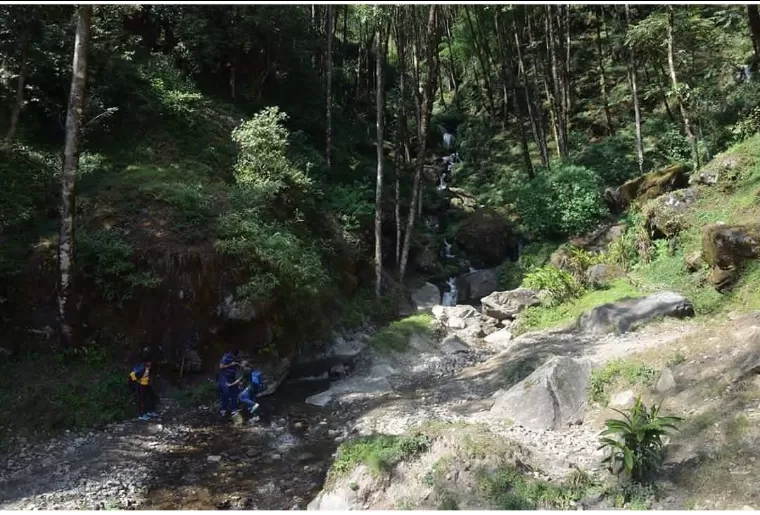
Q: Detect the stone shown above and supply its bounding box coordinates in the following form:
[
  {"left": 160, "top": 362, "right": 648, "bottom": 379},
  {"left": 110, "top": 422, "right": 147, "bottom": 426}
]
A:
[
  {"left": 207, "top": 455, "right": 222, "bottom": 463},
  {"left": 490, "top": 356, "right": 593, "bottom": 431},
  {"left": 585, "top": 264, "right": 626, "bottom": 288},
  {"left": 412, "top": 283, "right": 442, "bottom": 312},
  {"left": 690, "top": 154, "right": 743, "bottom": 186},
  {"left": 484, "top": 328, "right": 513, "bottom": 346},
  {"left": 604, "top": 163, "right": 689, "bottom": 214},
  {"left": 577, "top": 291, "right": 695, "bottom": 335},
  {"left": 453, "top": 208, "right": 514, "bottom": 268},
  {"left": 432, "top": 304, "right": 480, "bottom": 321},
  {"left": 446, "top": 317, "right": 467, "bottom": 330},
  {"left": 439, "top": 335, "right": 469, "bottom": 355},
  {"left": 568, "top": 223, "right": 627, "bottom": 253},
  {"left": 481, "top": 288, "right": 542, "bottom": 321},
  {"left": 645, "top": 188, "right": 698, "bottom": 239},
  {"left": 707, "top": 267, "right": 735, "bottom": 290},
  {"left": 702, "top": 223, "right": 760, "bottom": 270},
  {"left": 655, "top": 367, "right": 676, "bottom": 394},
  {"left": 610, "top": 390, "right": 635, "bottom": 407},
  {"left": 684, "top": 250, "right": 706, "bottom": 272},
  {"left": 456, "top": 268, "right": 500, "bottom": 302}
]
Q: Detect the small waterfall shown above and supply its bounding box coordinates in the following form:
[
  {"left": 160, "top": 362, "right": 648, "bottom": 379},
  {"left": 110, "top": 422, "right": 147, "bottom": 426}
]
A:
[
  {"left": 441, "top": 276, "right": 458, "bottom": 306},
  {"left": 437, "top": 174, "right": 448, "bottom": 191},
  {"left": 443, "top": 239, "right": 455, "bottom": 259},
  {"left": 465, "top": 260, "right": 478, "bottom": 273},
  {"left": 443, "top": 131, "right": 455, "bottom": 151}
]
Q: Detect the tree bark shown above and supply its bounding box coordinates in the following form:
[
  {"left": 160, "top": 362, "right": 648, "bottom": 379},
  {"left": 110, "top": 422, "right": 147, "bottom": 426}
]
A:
[
  {"left": 545, "top": 5, "right": 567, "bottom": 159},
  {"left": 748, "top": 5, "right": 760, "bottom": 59},
  {"left": 374, "top": 25, "right": 385, "bottom": 297},
  {"left": 625, "top": 5, "right": 644, "bottom": 174},
  {"left": 667, "top": 6, "right": 699, "bottom": 170},
  {"left": 464, "top": 6, "right": 496, "bottom": 116},
  {"left": 326, "top": 5, "right": 333, "bottom": 168},
  {"left": 443, "top": 12, "right": 459, "bottom": 94},
  {"left": 399, "top": 5, "right": 439, "bottom": 283},
  {"left": 58, "top": 5, "right": 92, "bottom": 347},
  {"left": 5, "top": 31, "right": 29, "bottom": 143},
  {"left": 596, "top": 7, "right": 614, "bottom": 135}
]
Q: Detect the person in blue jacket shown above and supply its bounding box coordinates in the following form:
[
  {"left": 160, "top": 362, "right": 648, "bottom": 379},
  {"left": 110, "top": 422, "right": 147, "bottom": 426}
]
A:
[
  {"left": 218, "top": 348, "right": 240, "bottom": 416},
  {"left": 128, "top": 359, "right": 158, "bottom": 421},
  {"left": 235, "top": 369, "right": 265, "bottom": 421}
]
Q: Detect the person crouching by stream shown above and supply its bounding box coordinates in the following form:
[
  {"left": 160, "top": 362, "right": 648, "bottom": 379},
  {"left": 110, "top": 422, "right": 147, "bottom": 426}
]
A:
[
  {"left": 128, "top": 358, "right": 158, "bottom": 421},
  {"left": 218, "top": 348, "right": 241, "bottom": 417},
  {"left": 234, "top": 366, "right": 266, "bottom": 424}
]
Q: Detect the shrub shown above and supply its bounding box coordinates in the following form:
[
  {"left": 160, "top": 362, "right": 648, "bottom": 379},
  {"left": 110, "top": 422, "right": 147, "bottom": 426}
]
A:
[
  {"left": 517, "top": 164, "right": 607, "bottom": 239},
  {"left": 480, "top": 465, "right": 593, "bottom": 510},
  {"left": 588, "top": 360, "right": 658, "bottom": 406},
  {"left": 331, "top": 433, "right": 430, "bottom": 478},
  {"left": 598, "top": 396, "right": 681, "bottom": 484},
  {"left": 522, "top": 266, "right": 585, "bottom": 306}
]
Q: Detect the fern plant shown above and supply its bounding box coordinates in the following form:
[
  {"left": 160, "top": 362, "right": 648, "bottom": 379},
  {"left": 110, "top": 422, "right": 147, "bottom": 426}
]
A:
[
  {"left": 598, "top": 396, "right": 681, "bottom": 484},
  {"left": 522, "top": 265, "right": 585, "bottom": 306}
]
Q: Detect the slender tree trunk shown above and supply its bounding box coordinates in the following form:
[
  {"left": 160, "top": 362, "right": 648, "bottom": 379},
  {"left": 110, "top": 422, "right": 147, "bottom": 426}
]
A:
[
  {"left": 699, "top": 122, "right": 712, "bottom": 161},
  {"left": 563, "top": 5, "right": 572, "bottom": 125},
  {"left": 515, "top": 17, "right": 549, "bottom": 168},
  {"left": 443, "top": 13, "right": 459, "bottom": 94},
  {"left": 326, "top": 5, "right": 333, "bottom": 168},
  {"left": 374, "top": 25, "right": 385, "bottom": 297},
  {"left": 596, "top": 7, "right": 614, "bottom": 135},
  {"left": 464, "top": 6, "right": 496, "bottom": 116},
  {"left": 654, "top": 62, "right": 677, "bottom": 122},
  {"left": 625, "top": 5, "right": 644, "bottom": 174},
  {"left": 532, "top": 11, "right": 559, "bottom": 159},
  {"left": 748, "top": 5, "right": 760, "bottom": 59},
  {"left": 5, "top": 32, "right": 29, "bottom": 142},
  {"left": 545, "top": 5, "right": 567, "bottom": 159},
  {"left": 58, "top": 5, "right": 92, "bottom": 347},
  {"left": 667, "top": 6, "right": 699, "bottom": 170},
  {"left": 399, "top": 5, "right": 439, "bottom": 283}
]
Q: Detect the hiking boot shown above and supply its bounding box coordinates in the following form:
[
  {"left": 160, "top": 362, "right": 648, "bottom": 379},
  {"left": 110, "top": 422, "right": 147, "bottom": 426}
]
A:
[
  {"left": 249, "top": 403, "right": 260, "bottom": 414},
  {"left": 138, "top": 414, "right": 151, "bottom": 421}
]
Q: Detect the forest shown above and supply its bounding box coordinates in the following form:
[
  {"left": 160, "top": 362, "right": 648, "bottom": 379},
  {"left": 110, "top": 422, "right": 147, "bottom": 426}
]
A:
[{"left": 2, "top": 3, "right": 760, "bottom": 433}]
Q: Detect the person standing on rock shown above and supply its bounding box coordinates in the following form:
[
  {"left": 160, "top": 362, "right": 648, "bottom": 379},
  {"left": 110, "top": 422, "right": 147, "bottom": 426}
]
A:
[
  {"left": 129, "top": 357, "right": 158, "bottom": 421},
  {"left": 218, "top": 348, "right": 240, "bottom": 417}
]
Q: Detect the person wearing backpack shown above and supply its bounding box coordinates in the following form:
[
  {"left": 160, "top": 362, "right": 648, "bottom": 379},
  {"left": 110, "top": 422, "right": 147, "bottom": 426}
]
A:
[
  {"left": 129, "top": 358, "right": 158, "bottom": 421},
  {"left": 218, "top": 348, "right": 241, "bottom": 417},
  {"left": 236, "top": 369, "right": 265, "bottom": 422}
]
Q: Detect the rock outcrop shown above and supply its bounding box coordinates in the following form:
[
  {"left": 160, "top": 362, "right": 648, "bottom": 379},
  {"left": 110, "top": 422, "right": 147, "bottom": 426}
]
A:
[
  {"left": 489, "top": 356, "right": 593, "bottom": 431},
  {"left": 577, "top": 291, "right": 694, "bottom": 335},
  {"left": 604, "top": 163, "right": 689, "bottom": 214},
  {"left": 412, "top": 283, "right": 442, "bottom": 312},
  {"left": 456, "top": 267, "right": 499, "bottom": 302},
  {"left": 585, "top": 264, "right": 626, "bottom": 288},
  {"left": 702, "top": 223, "right": 760, "bottom": 269},
  {"left": 453, "top": 208, "right": 513, "bottom": 268},
  {"left": 644, "top": 187, "right": 698, "bottom": 239},
  {"left": 480, "top": 288, "right": 542, "bottom": 321}
]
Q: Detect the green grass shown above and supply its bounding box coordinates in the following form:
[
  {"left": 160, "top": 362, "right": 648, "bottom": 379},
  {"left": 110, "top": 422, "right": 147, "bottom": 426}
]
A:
[
  {"left": 479, "top": 465, "right": 595, "bottom": 510},
  {"left": 330, "top": 433, "right": 431, "bottom": 478},
  {"left": 588, "top": 359, "right": 659, "bottom": 406},
  {"left": 369, "top": 313, "right": 435, "bottom": 353},
  {"left": 518, "top": 279, "right": 640, "bottom": 333}
]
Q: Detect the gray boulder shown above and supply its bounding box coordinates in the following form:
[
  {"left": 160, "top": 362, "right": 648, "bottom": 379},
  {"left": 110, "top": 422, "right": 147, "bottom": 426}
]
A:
[
  {"left": 585, "top": 264, "right": 627, "bottom": 288},
  {"left": 481, "top": 288, "right": 542, "bottom": 320},
  {"left": 440, "top": 335, "right": 470, "bottom": 355},
  {"left": 457, "top": 267, "right": 500, "bottom": 302},
  {"left": 490, "top": 356, "right": 592, "bottom": 431},
  {"left": 577, "top": 291, "right": 695, "bottom": 335},
  {"left": 411, "top": 282, "right": 442, "bottom": 312},
  {"left": 655, "top": 367, "right": 676, "bottom": 394}
]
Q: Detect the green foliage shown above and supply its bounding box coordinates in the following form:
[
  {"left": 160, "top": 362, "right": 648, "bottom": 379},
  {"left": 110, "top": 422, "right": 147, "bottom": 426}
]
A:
[
  {"left": 177, "top": 380, "right": 219, "bottom": 408},
  {"left": 589, "top": 360, "right": 658, "bottom": 406},
  {"left": 573, "top": 133, "right": 640, "bottom": 187},
  {"left": 369, "top": 314, "right": 435, "bottom": 353},
  {"left": 479, "top": 465, "right": 593, "bottom": 510},
  {"left": 522, "top": 266, "right": 585, "bottom": 306},
  {"left": 517, "top": 165, "right": 608, "bottom": 239},
  {"left": 77, "top": 230, "right": 161, "bottom": 305},
  {"left": 598, "top": 397, "right": 682, "bottom": 484},
  {"left": 331, "top": 433, "right": 430, "bottom": 478}
]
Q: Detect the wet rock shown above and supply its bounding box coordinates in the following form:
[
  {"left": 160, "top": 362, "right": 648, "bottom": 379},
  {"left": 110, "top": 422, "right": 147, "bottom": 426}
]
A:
[
  {"left": 490, "top": 356, "right": 593, "bottom": 431},
  {"left": 577, "top": 291, "right": 694, "bottom": 335},
  {"left": 412, "top": 283, "right": 442, "bottom": 312},
  {"left": 481, "top": 288, "right": 542, "bottom": 321}
]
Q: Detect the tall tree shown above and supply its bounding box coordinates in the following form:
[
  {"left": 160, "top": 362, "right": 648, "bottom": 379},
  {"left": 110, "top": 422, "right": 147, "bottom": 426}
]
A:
[
  {"left": 748, "top": 5, "right": 760, "bottom": 59},
  {"left": 595, "top": 6, "right": 614, "bottom": 136},
  {"left": 667, "top": 6, "right": 699, "bottom": 170},
  {"left": 399, "top": 5, "right": 439, "bottom": 282},
  {"left": 625, "top": 5, "right": 645, "bottom": 174},
  {"left": 4, "top": 30, "right": 29, "bottom": 142},
  {"left": 58, "top": 5, "right": 92, "bottom": 347},
  {"left": 374, "top": 21, "right": 385, "bottom": 297},
  {"left": 325, "top": 5, "right": 333, "bottom": 168}
]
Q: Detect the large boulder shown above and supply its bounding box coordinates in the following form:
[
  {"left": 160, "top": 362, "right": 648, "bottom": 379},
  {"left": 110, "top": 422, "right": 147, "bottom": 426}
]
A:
[
  {"left": 568, "top": 222, "right": 627, "bottom": 253},
  {"left": 702, "top": 223, "right": 760, "bottom": 269},
  {"left": 481, "top": 288, "right": 542, "bottom": 321},
  {"left": 645, "top": 187, "right": 698, "bottom": 239},
  {"left": 453, "top": 208, "right": 513, "bottom": 268},
  {"left": 684, "top": 250, "right": 706, "bottom": 272},
  {"left": 585, "top": 264, "right": 626, "bottom": 288},
  {"left": 604, "top": 163, "right": 689, "bottom": 214},
  {"left": 577, "top": 291, "right": 695, "bottom": 335},
  {"left": 412, "top": 283, "right": 442, "bottom": 312},
  {"left": 489, "top": 356, "right": 593, "bottom": 431},
  {"left": 689, "top": 153, "right": 744, "bottom": 186},
  {"left": 456, "top": 267, "right": 500, "bottom": 302}
]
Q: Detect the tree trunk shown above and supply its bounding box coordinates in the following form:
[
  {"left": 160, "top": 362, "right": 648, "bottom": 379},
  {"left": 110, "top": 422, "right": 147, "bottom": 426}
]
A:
[
  {"left": 748, "top": 5, "right": 760, "bottom": 59},
  {"left": 596, "top": 7, "right": 614, "bottom": 135},
  {"left": 5, "top": 32, "right": 29, "bottom": 143},
  {"left": 399, "top": 5, "right": 439, "bottom": 283},
  {"left": 374, "top": 25, "right": 385, "bottom": 297},
  {"left": 625, "top": 5, "right": 644, "bottom": 174},
  {"left": 443, "top": 13, "right": 459, "bottom": 94},
  {"left": 667, "top": 6, "right": 699, "bottom": 170},
  {"left": 515, "top": 16, "right": 549, "bottom": 168},
  {"left": 58, "top": 5, "right": 92, "bottom": 347},
  {"left": 545, "top": 5, "right": 567, "bottom": 160},
  {"left": 326, "top": 5, "right": 333, "bottom": 168},
  {"left": 464, "top": 6, "right": 496, "bottom": 116}
]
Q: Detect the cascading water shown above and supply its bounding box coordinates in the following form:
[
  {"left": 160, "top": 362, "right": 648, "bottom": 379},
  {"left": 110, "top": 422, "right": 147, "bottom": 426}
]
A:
[
  {"left": 443, "top": 131, "right": 455, "bottom": 151},
  {"left": 443, "top": 238, "right": 455, "bottom": 259},
  {"left": 441, "top": 276, "right": 458, "bottom": 306}
]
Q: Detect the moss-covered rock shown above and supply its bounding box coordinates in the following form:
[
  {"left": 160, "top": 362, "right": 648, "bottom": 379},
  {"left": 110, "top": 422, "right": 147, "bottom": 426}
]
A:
[
  {"left": 604, "top": 163, "right": 689, "bottom": 214},
  {"left": 702, "top": 223, "right": 760, "bottom": 269},
  {"left": 644, "top": 187, "right": 698, "bottom": 239},
  {"left": 684, "top": 250, "right": 706, "bottom": 272},
  {"left": 453, "top": 208, "right": 513, "bottom": 268}
]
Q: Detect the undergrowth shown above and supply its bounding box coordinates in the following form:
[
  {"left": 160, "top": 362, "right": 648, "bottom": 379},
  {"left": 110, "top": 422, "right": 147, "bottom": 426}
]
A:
[
  {"left": 589, "top": 359, "right": 659, "bottom": 406},
  {"left": 369, "top": 313, "right": 435, "bottom": 353},
  {"left": 330, "top": 433, "right": 431, "bottom": 478}
]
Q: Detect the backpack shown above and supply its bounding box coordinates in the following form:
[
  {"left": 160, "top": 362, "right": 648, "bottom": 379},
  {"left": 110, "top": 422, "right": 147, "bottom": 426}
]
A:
[{"left": 251, "top": 371, "right": 266, "bottom": 394}]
